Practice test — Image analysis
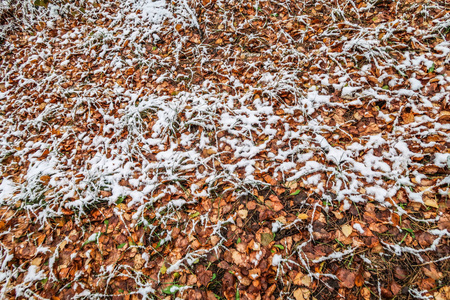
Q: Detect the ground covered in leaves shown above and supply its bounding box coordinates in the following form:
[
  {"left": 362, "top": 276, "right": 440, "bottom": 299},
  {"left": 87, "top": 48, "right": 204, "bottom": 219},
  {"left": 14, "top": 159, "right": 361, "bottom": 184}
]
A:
[{"left": 0, "top": 0, "right": 450, "bottom": 299}]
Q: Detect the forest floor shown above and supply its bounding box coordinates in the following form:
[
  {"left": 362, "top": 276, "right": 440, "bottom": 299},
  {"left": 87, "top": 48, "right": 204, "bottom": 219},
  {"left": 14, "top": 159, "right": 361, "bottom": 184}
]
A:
[{"left": 0, "top": 0, "right": 449, "bottom": 299}]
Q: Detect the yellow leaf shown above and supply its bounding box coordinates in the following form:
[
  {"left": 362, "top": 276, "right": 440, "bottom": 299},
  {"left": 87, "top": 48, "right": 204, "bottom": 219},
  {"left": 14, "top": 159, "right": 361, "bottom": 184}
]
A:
[
  {"left": 301, "top": 274, "right": 312, "bottom": 287},
  {"left": 160, "top": 263, "right": 167, "bottom": 275},
  {"left": 237, "top": 209, "right": 248, "bottom": 219},
  {"left": 297, "top": 213, "right": 308, "bottom": 220},
  {"left": 342, "top": 224, "right": 353, "bottom": 237},
  {"left": 31, "top": 257, "right": 42, "bottom": 266},
  {"left": 117, "top": 203, "right": 127, "bottom": 210},
  {"left": 294, "top": 288, "right": 311, "bottom": 300},
  {"left": 293, "top": 289, "right": 305, "bottom": 300},
  {"left": 283, "top": 181, "right": 297, "bottom": 189},
  {"left": 424, "top": 198, "right": 439, "bottom": 208}
]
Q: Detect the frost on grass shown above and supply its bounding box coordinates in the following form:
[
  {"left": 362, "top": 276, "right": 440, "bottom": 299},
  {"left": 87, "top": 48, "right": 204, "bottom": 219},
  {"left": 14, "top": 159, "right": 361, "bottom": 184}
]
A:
[{"left": 0, "top": 0, "right": 449, "bottom": 299}]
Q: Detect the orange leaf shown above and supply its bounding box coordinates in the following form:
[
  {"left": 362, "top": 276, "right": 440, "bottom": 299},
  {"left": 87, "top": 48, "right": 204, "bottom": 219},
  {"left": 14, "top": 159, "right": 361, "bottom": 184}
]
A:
[{"left": 355, "top": 272, "right": 364, "bottom": 287}]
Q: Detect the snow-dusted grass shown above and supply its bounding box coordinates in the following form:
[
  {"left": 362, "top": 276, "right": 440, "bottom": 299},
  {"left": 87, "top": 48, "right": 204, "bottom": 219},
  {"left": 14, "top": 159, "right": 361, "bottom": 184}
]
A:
[{"left": 0, "top": 0, "right": 449, "bottom": 298}]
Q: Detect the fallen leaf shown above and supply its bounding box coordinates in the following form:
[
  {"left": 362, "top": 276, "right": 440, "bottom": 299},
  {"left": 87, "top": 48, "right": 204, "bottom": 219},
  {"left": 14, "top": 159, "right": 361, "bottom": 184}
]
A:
[
  {"left": 361, "top": 287, "right": 371, "bottom": 300},
  {"left": 341, "top": 224, "right": 353, "bottom": 237},
  {"left": 355, "top": 272, "right": 364, "bottom": 287},
  {"left": 293, "top": 288, "right": 305, "bottom": 300},
  {"left": 134, "top": 254, "right": 145, "bottom": 269},
  {"left": 391, "top": 281, "right": 402, "bottom": 295},
  {"left": 231, "top": 249, "right": 245, "bottom": 266},
  {"left": 248, "top": 268, "right": 261, "bottom": 280},
  {"left": 31, "top": 257, "right": 43, "bottom": 266},
  {"left": 272, "top": 201, "right": 284, "bottom": 212},
  {"left": 40, "top": 175, "right": 50, "bottom": 184},
  {"left": 423, "top": 264, "right": 443, "bottom": 280},
  {"left": 297, "top": 213, "right": 308, "bottom": 220},
  {"left": 336, "top": 268, "right": 355, "bottom": 289},
  {"left": 206, "top": 291, "right": 217, "bottom": 300},
  {"left": 293, "top": 272, "right": 304, "bottom": 285},
  {"left": 237, "top": 209, "right": 248, "bottom": 219},
  {"left": 160, "top": 263, "right": 167, "bottom": 275},
  {"left": 284, "top": 181, "right": 297, "bottom": 189},
  {"left": 301, "top": 274, "right": 312, "bottom": 287},
  {"left": 424, "top": 198, "right": 439, "bottom": 208},
  {"left": 419, "top": 277, "right": 436, "bottom": 290},
  {"left": 246, "top": 201, "right": 257, "bottom": 210},
  {"left": 434, "top": 286, "right": 450, "bottom": 300},
  {"left": 261, "top": 233, "right": 274, "bottom": 246},
  {"left": 266, "top": 284, "right": 277, "bottom": 297}
]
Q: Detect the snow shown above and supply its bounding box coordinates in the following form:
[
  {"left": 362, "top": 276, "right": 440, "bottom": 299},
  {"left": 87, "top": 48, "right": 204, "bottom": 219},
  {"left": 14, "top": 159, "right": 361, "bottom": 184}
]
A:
[
  {"left": 85, "top": 232, "right": 101, "bottom": 244},
  {"left": 353, "top": 223, "right": 365, "bottom": 234},
  {"left": 24, "top": 265, "right": 45, "bottom": 283},
  {"left": 137, "top": 286, "right": 156, "bottom": 296},
  {"left": 253, "top": 250, "right": 263, "bottom": 266},
  {"left": 272, "top": 254, "right": 283, "bottom": 266},
  {"left": 312, "top": 248, "right": 356, "bottom": 263},
  {"left": 409, "top": 77, "right": 423, "bottom": 91},
  {"left": 272, "top": 221, "right": 282, "bottom": 233},
  {"left": 341, "top": 86, "right": 361, "bottom": 98},
  {"left": 0, "top": 0, "right": 448, "bottom": 298},
  {"left": 434, "top": 153, "right": 449, "bottom": 167},
  {"left": 0, "top": 179, "right": 16, "bottom": 202}
]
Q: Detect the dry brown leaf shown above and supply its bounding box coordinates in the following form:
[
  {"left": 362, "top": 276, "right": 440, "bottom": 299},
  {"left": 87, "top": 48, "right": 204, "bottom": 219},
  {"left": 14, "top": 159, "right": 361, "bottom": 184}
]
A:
[
  {"left": 422, "top": 264, "right": 443, "bottom": 280},
  {"left": 249, "top": 268, "right": 261, "bottom": 280},
  {"left": 419, "top": 277, "right": 436, "bottom": 290},
  {"left": 332, "top": 211, "right": 344, "bottom": 219},
  {"left": 246, "top": 201, "right": 257, "bottom": 210},
  {"left": 361, "top": 287, "right": 371, "bottom": 300},
  {"left": 402, "top": 112, "right": 415, "bottom": 124},
  {"left": 301, "top": 274, "right": 312, "bottom": 287},
  {"left": 40, "top": 175, "right": 50, "bottom": 184},
  {"left": 237, "top": 209, "right": 248, "bottom": 219},
  {"left": 266, "top": 284, "right": 277, "bottom": 297},
  {"left": 391, "top": 281, "right": 402, "bottom": 295},
  {"left": 31, "top": 257, "right": 43, "bottom": 266},
  {"left": 263, "top": 174, "right": 277, "bottom": 185},
  {"left": 283, "top": 181, "right": 297, "bottom": 189},
  {"left": 206, "top": 291, "right": 217, "bottom": 300},
  {"left": 210, "top": 235, "right": 220, "bottom": 246},
  {"left": 231, "top": 249, "right": 245, "bottom": 266},
  {"left": 293, "top": 288, "right": 305, "bottom": 300},
  {"left": 134, "top": 254, "right": 145, "bottom": 269},
  {"left": 434, "top": 286, "right": 450, "bottom": 300},
  {"left": 293, "top": 272, "right": 304, "bottom": 285},
  {"left": 336, "top": 268, "right": 355, "bottom": 289},
  {"left": 272, "top": 201, "right": 284, "bottom": 212}
]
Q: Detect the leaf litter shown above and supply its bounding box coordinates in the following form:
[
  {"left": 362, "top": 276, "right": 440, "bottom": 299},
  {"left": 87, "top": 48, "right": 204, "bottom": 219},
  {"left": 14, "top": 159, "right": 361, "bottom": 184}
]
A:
[{"left": 0, "top": 0, "right": 449, "bottom": 299}]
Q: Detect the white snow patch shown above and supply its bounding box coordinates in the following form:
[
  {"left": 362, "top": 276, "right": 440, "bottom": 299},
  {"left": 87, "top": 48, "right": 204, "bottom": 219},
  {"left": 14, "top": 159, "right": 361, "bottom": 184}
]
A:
[
  {"left": 134, "top": 0, "right": 171, "bottom": 24},
  {"left": 272, "top": 254, "right": 283, "bottom": 266},
  {"left": 24, "top": 265, "right": 46, "bottom": 283},
  {"left": 409, "top": 78, "right": 423, "bottom": 90},
  {"left": 353, "top": 223, "right": 365, "bottom": 234},
  {"left": 0, "top": 179, "right": 16, "bottom": 202}
]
